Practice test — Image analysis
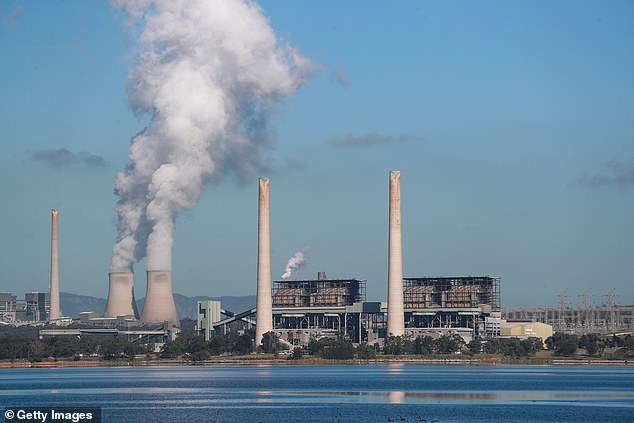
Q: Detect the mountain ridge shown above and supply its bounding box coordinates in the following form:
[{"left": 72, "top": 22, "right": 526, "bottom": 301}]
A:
[{"left": 60, "top": 292, "right": 256, "bottom": 320}]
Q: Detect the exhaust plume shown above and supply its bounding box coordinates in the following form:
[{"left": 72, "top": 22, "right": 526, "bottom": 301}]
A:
[
  {"left": 109, "top": 0, "right": 315, "bottom": 271},
  {"left": 281, "top": 246, "right": 311, "bottom": 279}
]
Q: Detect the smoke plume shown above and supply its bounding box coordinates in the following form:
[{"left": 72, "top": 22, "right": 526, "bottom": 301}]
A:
[
  {"left": 281, "top": 246, "right": 311, "bottom": 279},
  {"left": 109, "top": 0, "right": 315, "bottom": 271}
]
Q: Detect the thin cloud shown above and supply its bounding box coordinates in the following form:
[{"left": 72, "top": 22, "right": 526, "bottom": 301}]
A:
[
  {"left": 0, "top": 5, "right": 23, "bottom": 27},
  {"left": 330, "top": 132, "right": 424, "bottom": 148},
  {"left": 577, "top": 159, "right": 634, "bottom": 189},
  {"left": 31, "top": 148, "right": 108, "bottom": 169},
  {"left": 333, "top": 66, "right": 350, "bottom": 88},
  {"left": 281, "top": 157, "right": 309, "bottom": 172}
]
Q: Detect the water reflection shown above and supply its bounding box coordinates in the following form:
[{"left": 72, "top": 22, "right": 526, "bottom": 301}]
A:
[
  {"left": 297, "top": 390, "right": 634, "bottom": 404},
  {"left": 257, "top": 390, "right": 273, "bottom": 403},
  {"left": 255, "top": 365, "right": 272, "bottom": 378},
  {"left": 387, "top": 391, "right": 405, "bottom": 404},
  {"left": 386, "top": 363, "right": 406, "bottom": 374}
]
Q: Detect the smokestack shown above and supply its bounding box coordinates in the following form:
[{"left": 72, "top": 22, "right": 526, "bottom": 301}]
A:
[
  {"left": 49, "top": 209, "right": 61, "bottom": 321},
  {"left": 104, "top": 272, "right": 139, "bottom": 319},
  {"left": 255, "top": 177, "right": 273, "bottom": 346},
  {"left": 387, "top": 171, "right": 404, "bottom": 336},
  {"left": 141, "top": 270, "right": 179, "bottom": 327}
]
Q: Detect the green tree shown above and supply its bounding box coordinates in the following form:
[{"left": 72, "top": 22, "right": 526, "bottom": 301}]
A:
[
  {"left": 356, "top": 343, "right": 377, "bottom": 359},
  {"left": 433, "top": 334, "right": 465, "bottom": 354},
  {"left": 413, "top": 336, "right": 434, "bottom": 355},
  {"left": 520, "top": 337, "right": 544, "bottom": 356},
  {"left": 467, "top": 339, "right": 482, "bottom": 355},
  {"left": 44, "top": 337, "right": 80, "bottom": 358},
  {"left": 317, "top": 338, "right": 354, "bottom": 360},
  {"left": 579, "top": 334, "right": 604, "bottom": 357},
  {"left": 234, "top": 334, "right": 253, "bottom": 355},
  {"left": 304, "top": 338, "right": 355, "bottom": 359},
  {"left": 260, "top": 332, "right": 281, "bottom": 354},
  {"left": 288, "top": 348, "right": 304, "bottom": 360},
  {"left": 383, "top": 336, "right": 414, "bottom": 355},
  {"left": 483, "top": 337, "right": 541, "bottom": 357},
  {"left": 545, "top": 332, "right": 579, "bottom": 356},
  {"left": 306, "top": 339, "right": 322, "bottom": 356},
  {"left": 185, "top": 335, "right": 212, "bottom": 361},
  {"left": 624, "top": 335, "right": 634, "bottom": 351},
  {"left": 159, "top": 337, "right": 184, "bottom": 358}
]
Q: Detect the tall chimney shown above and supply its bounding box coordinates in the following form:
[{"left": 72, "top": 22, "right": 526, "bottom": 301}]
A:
[
  {"left": 387, "top": 171, "right": 404, "bottom": 336},
  {"left": 49, "top": 209, "right": 61, "bottom": 321},
  {"left": 255, "top": 177, "right": 273, "bottom": 346},
  {"left": 141, "top": 270, "right": 180, "bottom": 327},
  {"left": 104, "top": 272, "right": 139, "bottom": 319}
]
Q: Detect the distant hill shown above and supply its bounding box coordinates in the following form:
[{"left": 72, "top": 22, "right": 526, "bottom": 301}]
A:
[
  {"left": 60, "top": 291, "right": 256, "bottom": 320},
  {"left": 60, "top": 292, "right": 106, "bottom": 318}
]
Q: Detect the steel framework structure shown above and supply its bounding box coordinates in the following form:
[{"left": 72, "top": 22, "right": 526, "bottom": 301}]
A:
[
  {"left": 403, "top": 276, "right": 501, "bottom": 311},
  {"left": 272, "top": 278, "right": 366, "bottom": 308}
]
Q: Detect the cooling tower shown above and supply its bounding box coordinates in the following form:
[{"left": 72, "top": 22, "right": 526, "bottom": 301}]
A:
[
  {"left": 104, "top": 272, "right": 140, "bottom": 319},
  {"left": 387, "top": 171, "right": 404, "bottom": 336},
  {"left": 140, "top": 270, "right": 180, "bottom": 327},
  {"left": 49, "top": 209, "right": 61, "bottom": 321},
  {"left": 255, "top": 177, "right": 273, "bottom": 346}
]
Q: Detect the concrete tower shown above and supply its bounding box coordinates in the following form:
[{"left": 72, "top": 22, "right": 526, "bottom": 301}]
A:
[
  {"left": 104, "top": 272, "right": 140, "bottom": 319},
  {"left": 141, "top": 270, "right": 180, "bottom": 327},
  {"left": 49, "top": 209, "right": 61, "bottom": 321},
  {"left": 255, "top": 177, "right": 273, "bottom": 346},
  {"left": 387, "top": 171, "right": 404, "bottom": 336}
]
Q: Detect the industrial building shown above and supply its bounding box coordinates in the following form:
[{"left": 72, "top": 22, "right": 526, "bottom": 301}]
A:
[
  {"left": 499, "top": 321, "right": 553, "bottom": 345},
  {"left": 0, "top": 292, "right": 50, "bottom": 323},
  {"left": 195, "top": 273, "right": 503, "bottom": 347},
  {"left": 195, "top": 301, "right": 256, "bottom": 340},
  {"left": 403, "top": 276, "right": 501, "bottom": 339},
  {"left": 196, "top": 300, "right": 222, "bottom": 341},
  {"left": 270, "top": 272, "right": 382, "bottom": 345}
]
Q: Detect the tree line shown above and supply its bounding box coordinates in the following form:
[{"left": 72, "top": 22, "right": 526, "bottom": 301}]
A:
[
  {"left": 0, "top": 335, "right": 147, "bottom": 361},
  {"left": 2, "top": 325, "right": 633, "bottom": 361},
  {"left": 276, "top": 333, "right": 544, "bottom": 360},
  {"left": 545, "top": 332, "right": 634, "bottom": 358}
]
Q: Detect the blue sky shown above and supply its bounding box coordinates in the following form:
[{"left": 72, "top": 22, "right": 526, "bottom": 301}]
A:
[{"left": 0, "top": 0, "right": 632, "bottom": 308}]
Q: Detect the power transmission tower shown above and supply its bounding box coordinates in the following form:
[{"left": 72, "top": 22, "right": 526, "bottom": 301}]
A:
[
  {"left": 558, "top": 290, "right": 568, "bottom": 332},
  {"left": 604, "top": 289, "right": 618, "bottom": 332},
  {"left": 579, "top": 289, "right": 593, "bottom": 334}
]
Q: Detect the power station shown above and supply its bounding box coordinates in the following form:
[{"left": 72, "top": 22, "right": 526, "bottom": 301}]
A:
[
  {"left": 37, "top": 171, "right": 507, "bottom": 345},
  {"left": 195, "top": 171, "right": 502, "bottom": 346}
]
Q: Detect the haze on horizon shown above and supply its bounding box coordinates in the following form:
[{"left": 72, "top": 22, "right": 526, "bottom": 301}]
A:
[{"left": 0, "top": 0, "right": 632, "bottom": 308}]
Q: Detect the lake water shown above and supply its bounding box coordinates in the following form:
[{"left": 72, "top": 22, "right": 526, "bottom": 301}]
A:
[{"left": 1, "top": 364, "right": 633, "bottom": 422}]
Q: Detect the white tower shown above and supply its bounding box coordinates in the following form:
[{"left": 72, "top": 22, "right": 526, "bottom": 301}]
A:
[
  {"left": 49, "top": 209, "right": 61, "bottom": 321},
  {"left": 255, "top": 177, "right": 273, "bottom": 346},
  {"left": 387, "top": 171, "right": 404, "bottom": 336}
]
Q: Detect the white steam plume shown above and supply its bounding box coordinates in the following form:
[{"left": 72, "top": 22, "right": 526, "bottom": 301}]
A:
[
  {"left": 281, "top": 246, "right": 311, "bottom": 279},
  {"left": 109, "top": 0, "right": 315, "bottom": 271}
]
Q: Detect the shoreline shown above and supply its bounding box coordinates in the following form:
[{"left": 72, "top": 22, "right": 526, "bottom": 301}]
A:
[{"left": 0, "top": 356, "right": 630, "bottom": 369}]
